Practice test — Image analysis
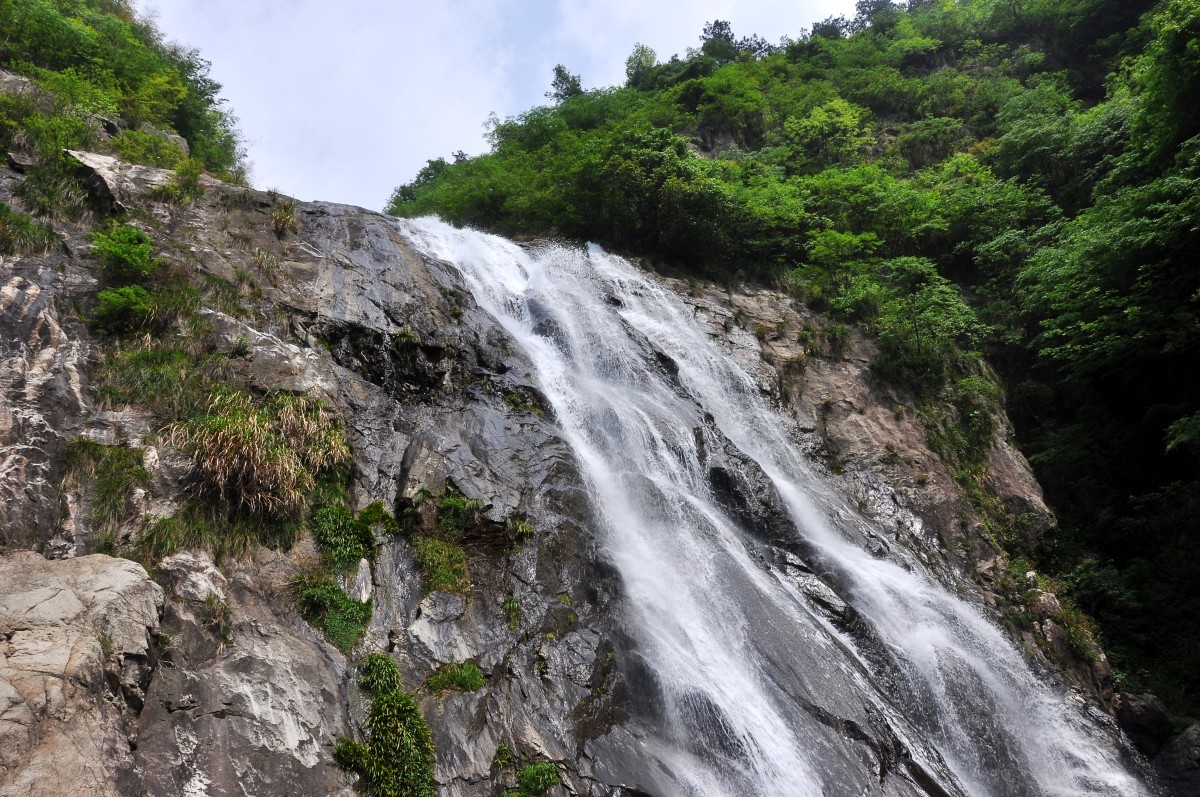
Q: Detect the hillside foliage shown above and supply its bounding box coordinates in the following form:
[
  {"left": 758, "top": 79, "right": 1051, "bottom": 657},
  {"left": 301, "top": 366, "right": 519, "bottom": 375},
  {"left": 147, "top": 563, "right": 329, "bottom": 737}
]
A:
[
  {"left": 0, "top": 0, "right": 245, "bottom": 200},
  {"left": 388, "top": 0, "right": 1200, "bottom": 717}
]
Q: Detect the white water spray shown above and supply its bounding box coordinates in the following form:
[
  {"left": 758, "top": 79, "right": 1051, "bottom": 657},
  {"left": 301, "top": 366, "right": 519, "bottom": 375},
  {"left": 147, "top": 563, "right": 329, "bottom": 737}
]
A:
[{"left": 401, "top": 217, "right": 1152, "bottom": 797}]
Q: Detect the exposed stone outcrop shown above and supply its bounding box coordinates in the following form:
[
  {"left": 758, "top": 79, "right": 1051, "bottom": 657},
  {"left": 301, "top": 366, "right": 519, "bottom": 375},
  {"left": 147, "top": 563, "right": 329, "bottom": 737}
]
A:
[
  {"left": 0, "top": 151, "right": 1143, "bottom": 796},
  {"left": 0, "top": 552, "right": 162, "bottom": 797}
]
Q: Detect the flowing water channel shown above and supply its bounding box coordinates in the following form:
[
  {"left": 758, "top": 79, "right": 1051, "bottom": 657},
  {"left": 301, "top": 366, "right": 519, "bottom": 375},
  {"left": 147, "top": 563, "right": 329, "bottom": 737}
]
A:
[{"left": 401, "top": 217, "right": 1153, "bottom": 797}]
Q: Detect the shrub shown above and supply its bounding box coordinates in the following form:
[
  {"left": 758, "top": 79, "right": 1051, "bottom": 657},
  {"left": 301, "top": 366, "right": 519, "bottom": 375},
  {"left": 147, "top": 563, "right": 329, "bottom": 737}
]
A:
[
  {"left": 93, "top": 341, "right": 212, "bottom": 419},
  {"left": 426, "top": 661, "right": 485, "bottom": 694},
  {"left": 150, "top": 158, "right": 205, "bottom": 204},
  {"left": 271, "top": 197, "right": 299, "bottom": 235},
  {"left": 360, "top": 653, "right": 404, "bottom": 694},
  {"left": 0, "top": 201, "right": 58, "bottom": 254},
  {"left": 413, "top": 536, "right": 468, "bottom": 593},
  {"left": 505, "top": 762, "right": 560, "bottom": 797},
  {"left": 91, "top": 224, "right": 159, "bottom": 282},
  {"left": 90, "top": 285, "right": 154, "bottom": 335},
  {"left": 310, "top": 506, "right": 375, "bottom": 571},
  {"left": 135, "top": 502, "right": 300, "bottom": 564},
  {"left": 15, "top": 158, "right": 92, "bottom": 219},
  {"left": 333, "top": 688, "right": 436, "bottom": 797},
  {"left": 436, "top": 493, "right": 485, "bottom": 539},
  {"left": 295, "top": 573, "right": 372, "bottom": 654},
  {"left": 166, "top": 389, "right": 350, "bottom": 518},
  {"left": 108, "top": 129, "right": 187, "bottom": 168}
]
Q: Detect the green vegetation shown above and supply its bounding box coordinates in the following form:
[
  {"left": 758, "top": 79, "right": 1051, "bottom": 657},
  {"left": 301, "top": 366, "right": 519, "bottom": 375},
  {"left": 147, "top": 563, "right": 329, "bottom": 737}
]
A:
[
  {"left": 61, "top": 437, "right": 149, "bottom": 540},
  {"left": 166, "top": 388, "right": 350, "bottom": 518},
  {"left": 426, "top": 661, "right": 485, "bottom": 694},
  {"left": 108, "top": 128, "right": 187, "bottom": 168},
  {"left": 412, "top": 536, "right": 469, "bottom": 593},
  {"left": 0, "top": 0, "right": 245, "bottom": 179},
  {"left": 359, "top": 653, "right": 404, "bottom": 694},
  {"left": 501, "top": 595, "right": 521, "bottom": 629},
  {"left": 504, "top": 762, "right": 560, "bottom": 797},
  {"left": 295, "top": 572, "right": 372, "bottom": 654},
  {"left": 91, "top": 223, "right": 159, "bottom": 282},
  {"left": 334, "top": 654, "right": 436, "bottom": 797},
  {"left": 389, "top": 0, "right": 1200, "bottom": 716},
  {"left": 310, "top": 506, "right": 375, "bottom": 572},
  {"left": 0, "top": 201, "right": 57, "bottom": 253}
]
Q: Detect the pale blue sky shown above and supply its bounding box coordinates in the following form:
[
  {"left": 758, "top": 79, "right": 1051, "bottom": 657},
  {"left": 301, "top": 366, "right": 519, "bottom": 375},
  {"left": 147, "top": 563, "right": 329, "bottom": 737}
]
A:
[{"left": 136, "top": 1, "right": 858, "bottom": 210}]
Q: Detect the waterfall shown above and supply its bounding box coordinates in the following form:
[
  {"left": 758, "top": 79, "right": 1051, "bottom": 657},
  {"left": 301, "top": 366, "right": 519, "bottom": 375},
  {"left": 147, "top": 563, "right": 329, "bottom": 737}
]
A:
[{"left": 400, "top": 217, "right": 1153, "bottom": 797}]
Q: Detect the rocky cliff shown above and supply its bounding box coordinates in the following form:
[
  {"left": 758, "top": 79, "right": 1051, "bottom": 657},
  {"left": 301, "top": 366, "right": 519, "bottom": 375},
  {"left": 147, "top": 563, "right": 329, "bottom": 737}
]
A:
[{"left": 0, "top": 149, "right": 1179, "bottom": 796}]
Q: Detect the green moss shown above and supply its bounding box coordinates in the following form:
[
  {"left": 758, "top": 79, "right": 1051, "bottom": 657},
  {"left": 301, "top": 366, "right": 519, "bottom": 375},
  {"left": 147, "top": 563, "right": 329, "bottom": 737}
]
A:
[
  {"left": 426, "top": 661, "right": 485, "bottom": 694},
  {"left": 413, "top": 536, "right": 469, "bottom": 593},
  {"left": 295, "top": 573, "right": 372, "bottom": 655}
]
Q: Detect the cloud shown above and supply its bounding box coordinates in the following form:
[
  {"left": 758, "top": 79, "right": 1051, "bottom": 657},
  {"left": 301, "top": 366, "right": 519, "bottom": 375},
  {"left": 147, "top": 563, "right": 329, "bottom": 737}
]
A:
[{"left": 136, "top": 0, "right": 856, "bottom": 210}]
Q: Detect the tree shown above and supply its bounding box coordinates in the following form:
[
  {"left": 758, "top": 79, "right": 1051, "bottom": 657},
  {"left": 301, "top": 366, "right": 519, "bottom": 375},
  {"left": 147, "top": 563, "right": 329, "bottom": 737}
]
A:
[
  {"left": 700, "top": 20, "right": 739, "bottom": 63},
  {"left": 546, "top": 64, "right": 583, "bottom": 102},
  {"left": 625, "top": 43, "right": 656, "bottom": 88}
]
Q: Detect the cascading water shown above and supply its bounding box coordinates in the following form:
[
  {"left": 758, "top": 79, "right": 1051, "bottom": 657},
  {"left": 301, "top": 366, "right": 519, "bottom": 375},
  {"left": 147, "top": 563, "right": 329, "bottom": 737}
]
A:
[{"left": 400, "top": 216, "right": 1154, "bottom": 797}]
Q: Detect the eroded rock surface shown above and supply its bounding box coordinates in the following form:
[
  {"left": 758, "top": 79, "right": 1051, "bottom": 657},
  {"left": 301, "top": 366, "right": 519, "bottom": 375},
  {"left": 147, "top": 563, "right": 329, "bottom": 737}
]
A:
[
  {"left": 0, "top": 151, "right": 1137, "bottom": 796},
  {"left": 0, "top": 552, "right": 161, "bottom": 797}
]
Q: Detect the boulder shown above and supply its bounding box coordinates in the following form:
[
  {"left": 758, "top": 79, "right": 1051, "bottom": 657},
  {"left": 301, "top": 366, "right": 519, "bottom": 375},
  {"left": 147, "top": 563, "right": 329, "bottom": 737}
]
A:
[
  {"left": 1116, "top": 692, "right": 1172, "bottom": 756},
  {"left": 1156, "top": 723, "right": 1200, "bottom": 797}
]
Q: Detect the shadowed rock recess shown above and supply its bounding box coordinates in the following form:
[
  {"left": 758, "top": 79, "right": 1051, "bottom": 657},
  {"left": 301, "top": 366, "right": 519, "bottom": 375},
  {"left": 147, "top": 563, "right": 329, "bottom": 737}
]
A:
[{"left": 0, "top": 154, "right": 1162, "bottom": 796}]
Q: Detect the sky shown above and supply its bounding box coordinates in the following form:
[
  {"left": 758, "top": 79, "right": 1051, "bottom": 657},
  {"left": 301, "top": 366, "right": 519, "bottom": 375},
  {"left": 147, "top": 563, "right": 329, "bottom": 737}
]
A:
[{"left": 135, "top": 1, "right": 859, "bottom": 210}]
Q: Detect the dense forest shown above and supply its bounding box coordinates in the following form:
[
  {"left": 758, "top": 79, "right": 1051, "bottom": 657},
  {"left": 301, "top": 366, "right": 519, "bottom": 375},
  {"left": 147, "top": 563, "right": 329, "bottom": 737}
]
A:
[
  {"left": 388, "top": 0, "right": 1200, "bottom": 719},
  {"left": 0, "top": 0, "right": 245, "bottom": 218}
]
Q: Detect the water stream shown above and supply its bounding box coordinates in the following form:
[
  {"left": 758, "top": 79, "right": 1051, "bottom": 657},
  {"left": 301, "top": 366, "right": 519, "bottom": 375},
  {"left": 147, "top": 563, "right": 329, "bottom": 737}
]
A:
[{"left": 401, "top": 217, "right": 1152, "bottom": 797}]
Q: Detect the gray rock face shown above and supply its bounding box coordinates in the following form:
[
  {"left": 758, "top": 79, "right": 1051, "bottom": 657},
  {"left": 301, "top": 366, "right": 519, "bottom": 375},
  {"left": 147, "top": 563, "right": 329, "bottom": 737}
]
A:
[
  {"left": 134, "top": 549, "right": 355, "bottom": 797},
  {"left": 0, "top": 150, "right": 1122, "bottom": 796},
  {"left": 0, "top": 552, "right": 162, "bottom": 797}
]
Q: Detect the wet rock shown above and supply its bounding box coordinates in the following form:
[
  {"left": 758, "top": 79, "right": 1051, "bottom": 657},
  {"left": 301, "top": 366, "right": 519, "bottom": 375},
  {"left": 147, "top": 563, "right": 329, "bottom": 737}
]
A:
[
  {"left": 1115, "top": 692, "right": 1172, "bottom": 757},
  {"left": 1156, "top": 723, "right": 1200, "bottom": 797}
]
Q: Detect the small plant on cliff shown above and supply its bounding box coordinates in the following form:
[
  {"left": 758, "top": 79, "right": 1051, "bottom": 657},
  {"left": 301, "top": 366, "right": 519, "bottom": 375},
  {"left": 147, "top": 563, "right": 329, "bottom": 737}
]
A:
[
  {"left": 310, "top": 505, "right": 375, "bottom": 572},
  {"left": 89, "top": 285, "right": 155, "bottom": 335},
  {"left": 412, "top": 536, "right": 469, "bottom": 593},
  {"left": 91, "top": 223, "right": 159, "bottom": 282},
  {"left": 0, "top": 201, "right": 58, "bottom": 254},
  {"left": 149, "top": 158, "right": 205, "bottom": 204},
  {"left": 505, "top": 762, "right": 560, "bottom": 797},
  {"left": 166, "top": 388, "right": 350, "bottom": 518},
  {"left": 294, "top": 573, "right": 372, "bottom": 654},
  {"left": 61, "top": 438, "right": 150, "bottom": 538},
  {"left": 359, "top": 653, "right": 404, "bottom": 693},
  {"left": 426, "top": 661, "right": 485, "bottom": 694},
  {"left": 271, "top": 196, "right": 299, "bottom": 236},
  {"left": 334, "top": 654, "right": 436, "bottom": 797},
  {"left": 108, "top": 129, "right": 187, "bottom": 169}
]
